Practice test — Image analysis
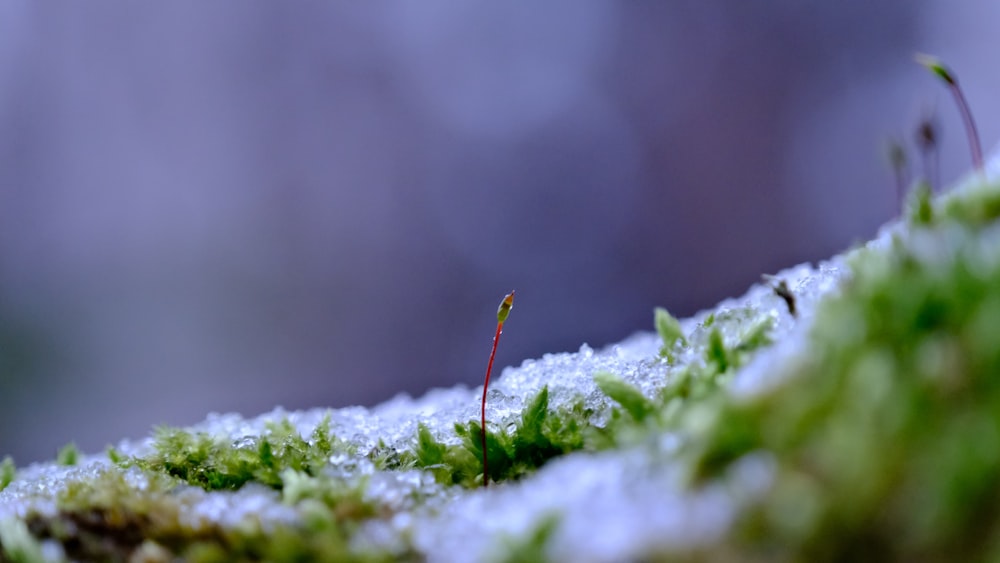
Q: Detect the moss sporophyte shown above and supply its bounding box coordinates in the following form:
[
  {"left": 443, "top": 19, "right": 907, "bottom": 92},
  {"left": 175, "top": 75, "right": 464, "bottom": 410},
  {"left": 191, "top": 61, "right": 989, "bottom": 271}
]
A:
[
  {"left": 482, "top": 290, "right": 514, "bottom": 488},
  {"left": 915, "top": 53, "right": 983, "bottom": 173},
  {"left": 887, "top": 54, "right": 981, "bottom": 215}
]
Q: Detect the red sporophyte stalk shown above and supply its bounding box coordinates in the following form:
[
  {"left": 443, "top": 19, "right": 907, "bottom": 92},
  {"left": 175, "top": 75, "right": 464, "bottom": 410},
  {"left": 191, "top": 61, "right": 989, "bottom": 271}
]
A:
[
  {"left": 915, "top": 53, "right": 984, "bottom": 173},
  {"left": 481, "top": 290, "right": 514, "bottom": 488}
]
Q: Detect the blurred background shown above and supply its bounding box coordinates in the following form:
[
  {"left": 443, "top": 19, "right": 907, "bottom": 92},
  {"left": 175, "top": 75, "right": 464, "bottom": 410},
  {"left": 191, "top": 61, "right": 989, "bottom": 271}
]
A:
[{"left": 1, "top": 2, "right": 997, "bottom": 463}]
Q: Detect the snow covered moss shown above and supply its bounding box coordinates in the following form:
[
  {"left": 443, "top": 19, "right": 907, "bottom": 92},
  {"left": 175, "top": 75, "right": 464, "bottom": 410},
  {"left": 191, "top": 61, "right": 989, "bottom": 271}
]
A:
[
  {"left": 412, "top": 386, "right": 588, "bottom": 489},
  {"left": 132, "top": 416, "right": 353, "bottom": 491},
  {"left": 2, "top": 164, "right": 1000, "bottom": 561},
  {"left": 0, "top": 295, "right": 782, "bottom": 561},
  {"left": 25, "top": 468, "right": 406, "bottom": 562},
  {"left": 685, "top": 176, "right": 1000, "bottom": 560}
]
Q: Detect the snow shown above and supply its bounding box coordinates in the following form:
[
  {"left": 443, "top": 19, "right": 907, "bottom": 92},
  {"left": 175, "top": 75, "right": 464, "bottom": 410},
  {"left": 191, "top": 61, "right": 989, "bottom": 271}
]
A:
[
  {"left": 4, "top": 152, "right": 998, "bottom": 560},
  {"left": 0, "top": 255, "right": 840, "bottom": 561}
]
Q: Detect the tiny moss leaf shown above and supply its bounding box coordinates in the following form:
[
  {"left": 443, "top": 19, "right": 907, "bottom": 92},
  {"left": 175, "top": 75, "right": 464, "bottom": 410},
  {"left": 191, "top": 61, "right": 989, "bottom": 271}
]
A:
[
  {"left": 706, "top": 328, "right": 730, "bottom": 373},
  {"left": 56, "top": 443, "right": 79, "bottom": 466},
  {"left": 519, "top": 386, "right": 549, "bottom": 441},
  {"left": 655, "top": 307, "right": 687, "bottom": 358},
  {"left": 0, "top": 457, "right": 15, "bottom": 491},
  {"left": 594, "top": 371, "right": 654, "bottom": 422},
  {"left": 416, "top": 423, "right": 446, "bottom": 468}
]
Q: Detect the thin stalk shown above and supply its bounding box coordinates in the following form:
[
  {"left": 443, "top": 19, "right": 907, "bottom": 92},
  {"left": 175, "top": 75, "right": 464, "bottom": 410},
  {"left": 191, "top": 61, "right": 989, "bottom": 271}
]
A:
[
  {"left": 886, "top": 137, "right": 909, "bottom": 215},
  {"left": 915, "top": 115, "right": 940, "bottom": 192},
  {"left": 916, "top": 53, "right": 984, "bottom": 172},
  {"left": 481, "top": 290, "right": 514, "bottom": 488}
]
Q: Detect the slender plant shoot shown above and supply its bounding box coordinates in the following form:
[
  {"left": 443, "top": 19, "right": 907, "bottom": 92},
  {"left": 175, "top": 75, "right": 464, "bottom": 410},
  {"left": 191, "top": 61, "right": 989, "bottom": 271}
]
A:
[
  {"left": 915, "top": 113, "right": 940, "bottom": 192},
  {"left": 915, "top": 53, "right": 984, "bottom": 172},
  {"left": 481, "top": 290, "right": 514, "bottom": 488},
  {"left": 885, "top": 137, "right": 909, "bottom": 215}
]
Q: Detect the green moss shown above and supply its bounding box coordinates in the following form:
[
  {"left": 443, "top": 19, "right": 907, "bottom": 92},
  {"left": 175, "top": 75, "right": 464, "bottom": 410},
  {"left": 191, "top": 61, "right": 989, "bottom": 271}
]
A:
[
  {"left": 413, "top": 422, "right": 479, "bottom": 487},
  {"left": 494, "top": 513, "right": 560, "bottom": 563},
  {"left": 0, "top": 457, "right": 14, "bottom": 492},
  {"left": 365, "top": 439, "right": 409, "bottom": 472},
  {"left": 655, "top": 307, "right": 687, "bottom": 360},
  {"left": 702, "top": 314, "right": 774, "bottom": 376},
  {"left": 106, "top": 446, "right": 125, "bottom": 466},
  {"left": 404, "top": 298, "right": 783, "bottom": 490},
  {"left": 908, "top": 181, "right": 935, "bottom": 225},
  {"left": 22, "top": 468, "right": 407, "bottom": 562},
  {"left": 56, "top": 442, "right": 79, "bottom": 466},
  {"left": 705, "top": 328, "right": 729, "bottom": 372},
  {"left": 687, "top": 178, "right": 1000, "bottom": 559},
  {"left": 412, "top": 386, "right": 590, "bottom": 488},
  {"left": 9, "top": 173, "right": 998, "bottom": 560},
  {"left": 280, "top": 470, "right": 379, "bottom": 521},
  {"left": 940, "top": 177, "right": 1000, "bottom": 226},
  {"left": 134, "top": 415, "right": 353, "bottom": 491},
  {"left": 406, "top": 304, "right": 782, "bottom": 489},
  {"left": 594, "top": 371, "right": 655, "bottom": 423},
  {"left": 461, "top": 386, "right": 584, "bottom": 485},
  {"left": 0, "top": 518, "right": 45, "bottom": 563}
]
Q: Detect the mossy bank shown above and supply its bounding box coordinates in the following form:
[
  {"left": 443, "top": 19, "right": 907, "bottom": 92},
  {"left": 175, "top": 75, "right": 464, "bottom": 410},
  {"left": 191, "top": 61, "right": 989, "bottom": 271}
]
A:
[{"left": 3, "top": 160, "right": 1000, "bottom": 561}]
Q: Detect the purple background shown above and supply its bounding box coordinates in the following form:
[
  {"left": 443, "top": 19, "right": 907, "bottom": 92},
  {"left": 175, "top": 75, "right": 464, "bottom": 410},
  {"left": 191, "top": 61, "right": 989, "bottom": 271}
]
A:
[{"left": 1, "top": 2, "right": 998, "bottom": 463}]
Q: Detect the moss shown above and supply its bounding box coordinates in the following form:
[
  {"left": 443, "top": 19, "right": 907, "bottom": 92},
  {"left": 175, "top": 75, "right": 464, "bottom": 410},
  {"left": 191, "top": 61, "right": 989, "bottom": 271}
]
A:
[
  {"left": 494, "top": 513, "right": 561, "bottom": 563},
  {"left": 366, "top": 439, "right": 409, "bottom": 472},
  {"left": 403, "top": 295, "right": 783, "bottom": 490},
  {"left": 8, "top": 173, "right": 998, "bottom": 560},
  {"left": 0, "top": 457, "right": 14, "bottom": 492},
  {"left": 594, "top": 371, "right": 655, "bottom": 423},
  {"left": 412, "top": 423, "right": 480, "bottom": 487},
  {"left": 687, "top": 178, "right": 1000, "bottom": 559},
  {"left": 940, "top": 176, "right": 1000, "bottom": 225},
  {"left": 705, "top": 328, "right": 730, "bottom": 373},
  {"left": 0, "top": 518, "right": 45, "bottom": 563},
  {"left": 56, "top": 443, "right": 79, "bottom": 467},
  {"left": 405, "top": 302, "right": 782, "bottom": 490},
  {"left": 413, "top": 386, "right": 590, "bottom": 488},
  {"left": 20, "top": 468, "right": 408, "bottom": 562},
  {"left": 280, "top": 470, "right": 378, "bottom": 520},
  {"left": 655, "top": 307, "right": 687, "bottom": 361},
  {"left": 106, "top": 446, "right": 125, "bottom": 466},
  {"left": 908, "top": 181, "right": 935, "bottom": 225},
  {"left": 134, "top": 415, "right": 353, "bottom": 491}
]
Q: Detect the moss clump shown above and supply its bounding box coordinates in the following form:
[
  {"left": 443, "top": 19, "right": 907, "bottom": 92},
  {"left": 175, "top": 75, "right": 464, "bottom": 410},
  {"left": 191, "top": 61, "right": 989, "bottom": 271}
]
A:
[
  {"left": 21, "top": 468, "right": 406, "bottom": 562},
  {"left": 940, "top": 174, "right": 1000, "bottom": 225},
  {"left": 280, "top": 469, "right": 379, "bottom": 521},
  {"left": 413, "top": 386, "right": 589, "bottom": 488},
  {"left": 408, "top": 306, "right": 779, "bottom": 490},
  {"left": 134, "top": 416, "right": 352, "bottom": 491},
  {"left": 686, "top": 178, "right": 1000, "bottom": 560}
]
